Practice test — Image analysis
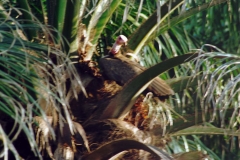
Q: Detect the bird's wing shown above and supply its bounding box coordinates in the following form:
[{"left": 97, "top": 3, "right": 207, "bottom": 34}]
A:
[
  {"left": 99, "top": 56, "right": 140, "bottom": 85},
  {"left": 99, "top": 55, "right": 174, "bottom": 96},
  {"left": 149, "top": 77, "right": 174, "bottom": 96}
]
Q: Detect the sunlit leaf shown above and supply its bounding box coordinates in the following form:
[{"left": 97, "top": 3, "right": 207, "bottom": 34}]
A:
[{"left": 172, "top": 126, "right": 240, "bottom": 137}]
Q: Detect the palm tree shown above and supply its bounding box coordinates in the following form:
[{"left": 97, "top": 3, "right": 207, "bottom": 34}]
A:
[{"left": 0, "top": 0, "right": 239, "bottom": 159}]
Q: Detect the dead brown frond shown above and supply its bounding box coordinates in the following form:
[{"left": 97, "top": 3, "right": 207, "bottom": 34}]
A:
[{"left": 33, "top": 116, "right": 90, "bottom": 160}]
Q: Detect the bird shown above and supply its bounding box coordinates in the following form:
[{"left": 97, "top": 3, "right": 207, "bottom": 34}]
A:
[{"left": 99, "top": 35, "right": 174, "bottom": 97}]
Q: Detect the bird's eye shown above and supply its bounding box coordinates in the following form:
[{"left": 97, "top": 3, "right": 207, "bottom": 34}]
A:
[{"left": 119, "top": 37, "right": 122, "bottom": 40}]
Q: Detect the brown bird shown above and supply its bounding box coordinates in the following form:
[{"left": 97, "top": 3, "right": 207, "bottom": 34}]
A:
[{"left": 99, "top": 35, "right": 174, "bottom": 97}]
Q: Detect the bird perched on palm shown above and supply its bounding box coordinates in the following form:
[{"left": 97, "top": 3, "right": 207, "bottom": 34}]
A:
[{"left": 99, "top": 35, "right": 174, "bottom": 97}]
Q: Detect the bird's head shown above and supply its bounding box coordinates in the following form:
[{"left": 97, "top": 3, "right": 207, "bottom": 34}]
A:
[
  {"left": 115, "top": 35, "right": 128, "bottom": 46},
  {"left": 109, "top": 35, "right": 128, "bottom": 55}
]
